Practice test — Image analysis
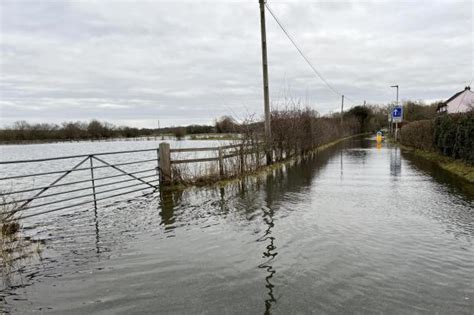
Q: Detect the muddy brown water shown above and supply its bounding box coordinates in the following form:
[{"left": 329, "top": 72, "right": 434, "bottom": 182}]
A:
[{"left": 1, "top": 137, "right": 473, "bottom": 314}]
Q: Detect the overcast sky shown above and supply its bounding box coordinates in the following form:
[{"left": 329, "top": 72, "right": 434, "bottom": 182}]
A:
[{"left": 0, "top": 0, "right": 472, "bottom": 128}]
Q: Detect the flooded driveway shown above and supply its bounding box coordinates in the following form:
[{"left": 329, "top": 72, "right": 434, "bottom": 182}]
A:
[{"left": 2, "top": 137, "right": 473, "bottom": 314}]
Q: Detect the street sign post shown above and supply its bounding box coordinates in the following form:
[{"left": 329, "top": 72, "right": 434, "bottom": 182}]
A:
[{"left": 391, "top": 106, "right": 403, "bottom": 140}]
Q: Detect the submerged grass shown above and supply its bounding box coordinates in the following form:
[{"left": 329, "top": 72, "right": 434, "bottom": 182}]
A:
[{"left": 0, "top": 194, "right": 43, "bottom": 289}]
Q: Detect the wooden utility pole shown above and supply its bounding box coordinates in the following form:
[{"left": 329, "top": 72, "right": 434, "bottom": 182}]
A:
[
  {"left": 340, "top": 95, "right": 344, "bottom": 124},
  {"left": 259, "top": 0, "right": 272, "bottom": 164}
]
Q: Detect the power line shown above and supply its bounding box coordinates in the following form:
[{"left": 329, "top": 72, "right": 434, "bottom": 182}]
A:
[
  {"left": 265, "top": 3, "right": 360, "bottom": 105},
  {"left": 344, "top": 95, "right": 358, "bottom": 104}
]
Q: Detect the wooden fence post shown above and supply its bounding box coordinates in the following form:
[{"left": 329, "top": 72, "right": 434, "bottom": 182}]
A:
[
  {"left": 159, "top": 142, "right": 171, "bottom": 186},
  {"left": 218, "top": 147, "right": 224, "bottom": 177},
  {"left": 240, "top": 144, "right": 245, "bottom": 174},
  {"left": 255, "top": 142, "right": 261, "bottom": 168}
]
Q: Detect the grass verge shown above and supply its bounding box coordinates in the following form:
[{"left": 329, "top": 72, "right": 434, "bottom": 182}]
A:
[{"left": 400, "top": 145, "right": 474, "bottom": 183}]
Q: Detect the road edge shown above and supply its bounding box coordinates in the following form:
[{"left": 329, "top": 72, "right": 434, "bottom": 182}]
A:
[{"left": 399, "top": 144, "right": 474, "bottom": 183}]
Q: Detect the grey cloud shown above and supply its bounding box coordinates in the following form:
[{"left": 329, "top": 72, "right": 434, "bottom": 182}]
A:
[{"left": 0, "top": 0, "right": 472, "bottom": 127}]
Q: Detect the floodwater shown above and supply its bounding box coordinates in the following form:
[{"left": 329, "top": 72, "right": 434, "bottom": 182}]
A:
[
  {"left": 1, "top": 137, "right": 473, "bottom": 314},
  {"left": 0, "top": 138, "right": 226, "bottom": 221}
]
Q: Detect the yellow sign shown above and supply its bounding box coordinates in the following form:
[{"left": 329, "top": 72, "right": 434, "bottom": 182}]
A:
[{"left": 376, "top": 133, "right": 383, "bottom": 143}]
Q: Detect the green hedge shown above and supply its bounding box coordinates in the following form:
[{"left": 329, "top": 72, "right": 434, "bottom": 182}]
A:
[
  {"left": 400, "top": 111, "right": 473, "bottom": 164},
  {"left": 433, "top": 112, "right": 474, "bottom": 164},
  {"left": 400, "top": 120, "right": 434, "bottom": 151}
]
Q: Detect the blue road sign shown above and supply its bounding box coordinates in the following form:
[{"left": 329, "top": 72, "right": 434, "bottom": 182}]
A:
[
  {"left": 392, "top": 106, "right": 403, "bottom": 122},
  {"left": 392, "top": 107, "right": 402, "bottom": 117}
]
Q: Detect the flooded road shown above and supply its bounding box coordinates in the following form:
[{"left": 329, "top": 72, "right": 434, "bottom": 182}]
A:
[{"left": 2, "top": 137, "right": 473, "bottom": 314}]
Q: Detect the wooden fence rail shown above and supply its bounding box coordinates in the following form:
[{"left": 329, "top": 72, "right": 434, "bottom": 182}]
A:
[{"left": 158, "top": 142, "right": 265, "bottom": 186}]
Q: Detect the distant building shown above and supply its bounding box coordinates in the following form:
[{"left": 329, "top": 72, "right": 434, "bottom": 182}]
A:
[{"left": 437, "top": 86, "right": 473, "bottom": 114}]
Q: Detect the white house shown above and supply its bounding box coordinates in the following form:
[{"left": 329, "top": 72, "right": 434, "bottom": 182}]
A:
[{"left": 437, "top": 86, "right": 474, "bottom": 114}]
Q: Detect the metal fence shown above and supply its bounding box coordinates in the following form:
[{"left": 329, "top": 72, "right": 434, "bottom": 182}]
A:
[
  {"left": 0, "top": 148, "right": 160, "bottom": 220},
  {"left": 0, "top": 141, "right": 266, "bottom": 220}
]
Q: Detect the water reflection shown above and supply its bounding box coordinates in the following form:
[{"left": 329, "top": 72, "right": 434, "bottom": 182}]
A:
[
  {"left": 401, "top": 149, "right": 474, "bottom": 200},
  {"left": 257, "top": 204, "right": 277, "bottom": 314},
  {"left": 257, "top": 174, "right": 280, "bottom": 314},
  {"left": 94, "top": 206, "right": 100, "bottom": 256},
  {"left": 159, "top": 190, "right": 177, "bottom": 229},
  {"left": 252, "top": 150, "right": 341, "bottom": 314},
  {"left": 401, "top": 149, "right": 474, "bottom": 241},
  {"left": 344, "top": 147, "right": 368, "bottom": 165},
  {"left": 390, "top": 146, "right": 402, "bottom": 178},
  {"left": 340, "top": 150, "right": 344, "bottom": 179}
]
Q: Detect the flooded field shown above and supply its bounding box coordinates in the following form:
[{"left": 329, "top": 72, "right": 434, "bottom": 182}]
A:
[
  {"left": 1, "top": 137, "right": 473, "bottom": 314},
  {"left": 0, "top": 138, "right": 227, "bottom": 222}
]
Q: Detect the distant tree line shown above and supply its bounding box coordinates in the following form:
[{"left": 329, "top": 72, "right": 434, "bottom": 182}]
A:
[
  {"left": 0, "top": 119, "right": 216, "bottom": 142},
  {"left": 0, "top": 100, "right": 442, "bottom": 143}
]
